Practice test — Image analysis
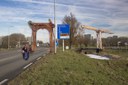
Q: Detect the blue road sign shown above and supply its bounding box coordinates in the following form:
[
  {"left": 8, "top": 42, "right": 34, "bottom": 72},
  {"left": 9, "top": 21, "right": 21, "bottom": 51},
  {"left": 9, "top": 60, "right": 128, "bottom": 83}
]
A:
[{"left": 57, "top": 24, "right": 70, "bottom": 39}]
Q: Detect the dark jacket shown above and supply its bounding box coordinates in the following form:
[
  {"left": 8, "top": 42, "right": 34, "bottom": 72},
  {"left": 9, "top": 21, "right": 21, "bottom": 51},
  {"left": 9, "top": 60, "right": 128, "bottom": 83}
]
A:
[{"left": 22, "top": 46, "right": 29, "bottom": 53}]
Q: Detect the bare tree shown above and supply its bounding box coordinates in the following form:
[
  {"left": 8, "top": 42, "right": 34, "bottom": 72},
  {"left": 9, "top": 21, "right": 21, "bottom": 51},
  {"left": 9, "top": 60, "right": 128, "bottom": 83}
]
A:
[
  {"left": 1, "top": 33, "right": 26, "bottom": 48},
  {"left": 62, "top": 13, "right": 80, "bottom": 49},
  {"left": 76, "top": 26, "right": 85, "bottom": 47}
]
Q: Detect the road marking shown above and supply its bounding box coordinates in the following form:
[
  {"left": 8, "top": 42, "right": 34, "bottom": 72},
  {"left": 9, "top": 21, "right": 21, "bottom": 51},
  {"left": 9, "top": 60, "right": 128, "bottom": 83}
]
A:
[
  {"left": 0, "top": 79, "right": 8, "bottom": 85},
  {"left": 23, "top": 63, "right": 33, "bottom": 69},
  {"left": 36, "top": 57, "right": 41, "bottom": 61}
]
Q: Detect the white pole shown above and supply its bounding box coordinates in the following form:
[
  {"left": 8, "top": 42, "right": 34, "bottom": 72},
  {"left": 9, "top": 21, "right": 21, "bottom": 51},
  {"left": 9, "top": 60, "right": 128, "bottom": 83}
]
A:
[
  {"left": 96, "top": 32, "right": 99, "bottom": 48},
  {"left": 99, "top": 31, "right": 102, "bottom": 49},
  {"left": 54, "top": 0, "right": 57, "bottom": 53},
  {"left": 8, "top": 28, "right": 10, "bottom": 49},
  {"left": 63, "top": 39, "right": 64, "bottom": 51}
]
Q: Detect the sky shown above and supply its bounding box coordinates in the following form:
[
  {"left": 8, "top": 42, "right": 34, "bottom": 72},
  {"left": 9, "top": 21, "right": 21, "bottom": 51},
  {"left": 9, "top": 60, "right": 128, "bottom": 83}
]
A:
[{"left": 0, "top": 0, "right": 128, "bottom": 43}]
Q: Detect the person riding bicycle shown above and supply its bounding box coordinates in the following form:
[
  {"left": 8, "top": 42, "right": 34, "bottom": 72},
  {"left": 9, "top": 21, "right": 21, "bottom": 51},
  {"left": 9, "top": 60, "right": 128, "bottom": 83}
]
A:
[{"left": 22, "top": 44, "right": 30, "bottom": 60}]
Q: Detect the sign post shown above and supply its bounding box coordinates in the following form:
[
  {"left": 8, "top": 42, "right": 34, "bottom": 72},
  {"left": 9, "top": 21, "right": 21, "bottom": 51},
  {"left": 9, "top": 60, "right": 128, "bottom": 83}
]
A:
[
  {"left": 63, "top": 39, "right": 64, "bottom": 51},
  {"left": 57, "top": 24, "right": 70, "bottom": 51}
]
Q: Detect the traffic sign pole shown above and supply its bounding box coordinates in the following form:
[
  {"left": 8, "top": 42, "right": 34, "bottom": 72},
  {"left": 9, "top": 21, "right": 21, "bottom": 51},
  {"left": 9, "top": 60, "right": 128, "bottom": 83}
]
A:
[
  {"left": 63, "top": 39, "right": 64, "bottom": 51},
  {"left": 57, "top": 24, "right": 70, "bottom": 52}
]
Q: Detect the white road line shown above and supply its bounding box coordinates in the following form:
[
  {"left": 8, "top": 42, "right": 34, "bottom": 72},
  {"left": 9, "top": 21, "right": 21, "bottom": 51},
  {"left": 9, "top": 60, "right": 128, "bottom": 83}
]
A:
[
  {"left": 0, "top": 79, "right": 8, "bottom": 85},
  {"left": 23, "top": 63, "right": 33, "bottom": 69},
  {"left": 36, "top": 57, "right": 41, "bottom": 61}
]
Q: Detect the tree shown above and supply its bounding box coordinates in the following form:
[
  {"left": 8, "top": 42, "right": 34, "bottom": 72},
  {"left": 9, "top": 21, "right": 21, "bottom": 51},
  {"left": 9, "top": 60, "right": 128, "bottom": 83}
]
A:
[
  {"left": 1, "top": 36, "right": 8, "bottom": 48},
  {"left": 37, "top": 40, "right": 43, "bottom": 46},
  {"left": 83, "top": 35, "right": 91, "bottom": 47},
  {"left": 62, "top": 13, "right": 80, "bottom": 49},
  {"left": 76, "top": 26, "right": 85, "bottom": 47},
  {"left": 1, "top": 33, "right": 26, "bottom": 48},
  {"left": 10, "top": 33, "right": 26, "bottom": 48}
]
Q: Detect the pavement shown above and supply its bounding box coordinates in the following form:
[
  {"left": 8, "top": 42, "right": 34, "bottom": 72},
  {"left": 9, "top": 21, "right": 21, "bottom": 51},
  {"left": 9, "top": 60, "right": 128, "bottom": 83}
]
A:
[{"left": 0, "top": 47, "right": 50, "bottom": 85}]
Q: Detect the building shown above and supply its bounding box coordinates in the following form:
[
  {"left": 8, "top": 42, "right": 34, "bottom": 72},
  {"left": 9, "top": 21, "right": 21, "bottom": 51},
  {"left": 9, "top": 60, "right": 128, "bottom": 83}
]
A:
[{"left": 84, "top": 34, "right": 93, "bottom": 40}]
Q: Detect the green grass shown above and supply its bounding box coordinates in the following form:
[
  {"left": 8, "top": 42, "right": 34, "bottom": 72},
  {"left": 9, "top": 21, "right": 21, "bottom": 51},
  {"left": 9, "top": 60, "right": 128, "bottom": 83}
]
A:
[
  {"left": 100, "top": 49, "right": 128, "bottom": 60},
  {"left": 8, "top": 49, "right": 128, "bottom": 85}
]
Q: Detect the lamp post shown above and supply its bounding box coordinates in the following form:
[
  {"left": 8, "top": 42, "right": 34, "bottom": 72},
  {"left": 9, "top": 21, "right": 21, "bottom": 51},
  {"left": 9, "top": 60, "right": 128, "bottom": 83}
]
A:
[
  {"left": 8, "top": 28, "right": 10, "bottom": 49},
  {"left": 8, "top": 26, "right": 14, "bottom": 49},
  {"left": 54, "top": 0, "right": 57, "bottom": 53}
]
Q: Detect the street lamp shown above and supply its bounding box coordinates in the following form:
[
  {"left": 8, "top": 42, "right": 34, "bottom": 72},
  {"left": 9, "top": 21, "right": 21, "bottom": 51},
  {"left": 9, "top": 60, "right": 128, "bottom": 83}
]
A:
[
  {"left": 8, "top": 26, "right": 14, "bottom": 49},
  {"left": 54, "top": 0, "right": 57, "bottom": 53},
  {"left": 18, "top": 33, "right": 21, "bottom": 48},
  {"left": 8, "top": 28, "right": 10, "bottom": 49}
]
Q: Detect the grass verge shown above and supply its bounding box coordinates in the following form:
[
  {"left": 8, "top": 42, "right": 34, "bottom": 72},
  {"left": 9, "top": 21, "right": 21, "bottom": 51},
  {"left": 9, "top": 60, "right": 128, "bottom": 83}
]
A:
[{"left": 8, "top": 49, "right": 128, "bottom": 85}]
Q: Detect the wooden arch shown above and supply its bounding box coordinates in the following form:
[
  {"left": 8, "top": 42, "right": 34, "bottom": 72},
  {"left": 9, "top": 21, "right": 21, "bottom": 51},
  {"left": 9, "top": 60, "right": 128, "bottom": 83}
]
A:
[{"left": 28, "top": 19, "right": 55, "bottom": 52}]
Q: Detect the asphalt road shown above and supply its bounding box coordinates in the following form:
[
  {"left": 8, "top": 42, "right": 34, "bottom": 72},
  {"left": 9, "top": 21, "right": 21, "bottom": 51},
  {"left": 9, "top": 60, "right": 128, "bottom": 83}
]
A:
[{"left": 0, "top": 47, "right": 50, "bottom": 85}]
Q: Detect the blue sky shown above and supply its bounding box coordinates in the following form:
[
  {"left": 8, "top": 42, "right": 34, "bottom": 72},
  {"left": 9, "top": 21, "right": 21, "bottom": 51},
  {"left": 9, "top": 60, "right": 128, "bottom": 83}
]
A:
[{"left": 0, "top": 0, "right": 128, "bottom": 42}]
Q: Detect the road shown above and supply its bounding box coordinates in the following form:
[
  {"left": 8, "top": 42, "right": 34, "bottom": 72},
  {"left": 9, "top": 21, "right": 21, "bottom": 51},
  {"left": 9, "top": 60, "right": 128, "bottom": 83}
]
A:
[{"left": 0, "top": 47, "right": 50, "bottom": 85}]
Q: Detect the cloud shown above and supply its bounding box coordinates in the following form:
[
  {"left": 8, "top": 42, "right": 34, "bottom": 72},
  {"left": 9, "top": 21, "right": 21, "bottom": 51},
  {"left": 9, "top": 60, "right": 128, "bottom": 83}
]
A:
[
  {"left": 0, "top": 0, "right": 128, "bottom": 42},
  {"left": 37, "top": 29, "right": 49, "bottom": 43}
]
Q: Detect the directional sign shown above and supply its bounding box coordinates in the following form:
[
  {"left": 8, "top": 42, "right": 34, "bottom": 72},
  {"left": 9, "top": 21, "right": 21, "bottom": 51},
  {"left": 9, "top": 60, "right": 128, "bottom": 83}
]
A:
[{"left": 57, "top": 24, "right": 70, "bottom": 39}]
